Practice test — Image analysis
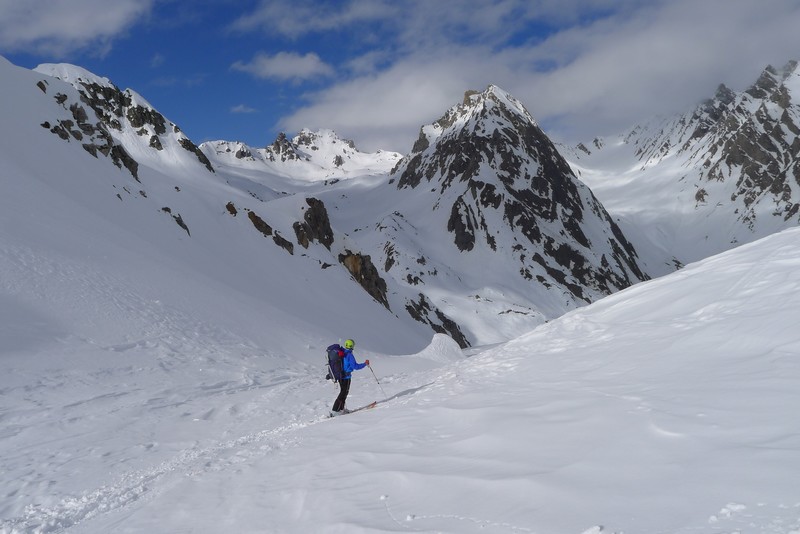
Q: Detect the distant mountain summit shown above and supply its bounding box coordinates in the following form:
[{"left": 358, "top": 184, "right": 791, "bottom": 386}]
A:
[
  {"left": 201, "top": 128, "right": 402, "bottom": 183},
  {"left": 570, "top": 61, "right": 800, "bottom": 269},
  {"left": 389, "top": 85, "right": 648, "bottom": 303},
  {"left": 633, "top": 61, "right": 800, "bottom": 225}
]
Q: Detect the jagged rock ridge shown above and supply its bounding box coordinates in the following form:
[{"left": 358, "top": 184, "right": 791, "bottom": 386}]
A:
[
  {"left": 567, "top": 60, "right": 800, "bottom": 270},
  {"left": 622, "top": 61, "right": 800, "bottom": 228},
  {"left": 34, "top": 63, "right": 215, "bottom": 175},
  {"left": 200, "top": 129, "right": 402, "bottom": 179},
  {"left": 390, "top": 85, "right": 648, "bottom": 303}
]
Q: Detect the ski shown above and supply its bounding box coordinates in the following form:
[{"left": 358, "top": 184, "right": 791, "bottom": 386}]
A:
[
  {"left": 350, "top": 401, "right": 377, "bottom": 413},
  {"left": 329, "top": 401, "right": 377, "bottom": 418}
]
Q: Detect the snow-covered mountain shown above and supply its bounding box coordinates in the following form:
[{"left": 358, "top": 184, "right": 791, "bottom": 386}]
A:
[
  {"left": 9, "top": 53, "right": 800, "bottom": 345},
  {"left": 568, "top": 61, "right": 800, "bottom": 273},
  {"left": 5, "top": 148, "right": 800, "bottom": 532},
  {"left": 4, "top": 54, "right": 800, "bottom": 534},
  {"left": 9, "top": 56, "right": 653, "bottom": 348},
  {"left": 0, "top": 55, "right": 431, "bottom": 356},
  {"left": 34, "top": 62, "right": 215, "bottom": 178},
  {"left": 386, "top": 85, "right": 648, "bottom": 323},
  {"left": 202, "top": 129, "right": 402, "bottom": 182}
]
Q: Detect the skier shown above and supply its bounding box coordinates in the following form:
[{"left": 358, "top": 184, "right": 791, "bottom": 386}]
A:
[{"left": 331, "top": 339, "right": 369, "bottom": 416}]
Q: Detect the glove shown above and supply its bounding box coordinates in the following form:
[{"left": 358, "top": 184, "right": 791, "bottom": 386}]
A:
[{"left": 365, "top": 359, "right": 370, "bottom": 366}]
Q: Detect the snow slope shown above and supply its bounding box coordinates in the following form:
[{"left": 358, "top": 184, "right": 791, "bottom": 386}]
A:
[
  {"left": 19, "top": 56, "right": 639, "bottom": 348},
  {"left": 3, "top": 54, "right": 800, "bottom": 534},
  {"left": 3, "top": 210, "right": 800, "bottom": 532}
]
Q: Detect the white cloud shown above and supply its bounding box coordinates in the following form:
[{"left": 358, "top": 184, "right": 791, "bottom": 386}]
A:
[
  {"left": 231, "top": 104, "right": 257, "bottom": 114},
  {"left": 271, "top": 0, "right": 800, "bottom": 151},
  {"left": 278, "top": 52, "right": 508, "bottom": 152},
  {"left": 229, "top": 0, "right": 394, "bottom": 38},
  {"left": 0, "top": 0, "right": 153, "bottom": 56},
  {"left": 345, "top": 50, "right": 393, "bottom": 76},
  {"left": 231, "top": 52, "right": 334, "bottom": 82},
  {"left": 150, "top": 53, "right": 165, "bottom": 68},
  {"left": 521, "top": 0, "right": 800, "bottom": 140}
]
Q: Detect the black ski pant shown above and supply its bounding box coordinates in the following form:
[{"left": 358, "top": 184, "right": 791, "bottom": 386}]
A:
[{"left": 332, "top": 378, "right": 351, "bottom": 412}]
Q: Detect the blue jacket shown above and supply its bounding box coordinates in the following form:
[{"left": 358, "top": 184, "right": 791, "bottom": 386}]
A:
[{"left": 341, "top": 348, "right": 366, "bottom": 379}]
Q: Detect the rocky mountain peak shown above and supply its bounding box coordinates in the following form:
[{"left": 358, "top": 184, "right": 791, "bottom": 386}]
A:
[
  {"left": 745, "top": 61, "right": 799, "bottom": 99},
  {"left": 295, "top": 128, "right": 358, "bottom": 152},
  {"left": 579, "top": 59, "right": 800, "bottom": 265},
  {"left": 34, "top": 62, "right": 214, "bottom": 173},
  {"left": 266, "top": 132, "right": 301, "bottom": 162},
  {"left": 713, "top": 84, "right": 736, "bottom": 105},
  {"left": 393, "top": 84, "right": 560, "bottom": 192},
  {"left": 388, "top": 84, "right": 647, "bottom": 312},
  {"left": 408, "top": 85, "right": 536, "bottom": 155},
  {"left": 35, "top": 63, "right": 115, "bottom": 90},
  {"left": 679, "top": 61, "right": 800, "bottom": 226}
]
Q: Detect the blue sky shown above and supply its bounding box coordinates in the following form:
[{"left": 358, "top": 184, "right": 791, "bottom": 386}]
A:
[{"left": 2, "top": 0, "right": 800, "bottom": 153}]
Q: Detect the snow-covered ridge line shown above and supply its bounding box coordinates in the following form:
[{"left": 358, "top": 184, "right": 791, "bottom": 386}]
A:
[
  {"left": 565, "top": 60, "right": 800, "bottom": 273},
  {"left": 200, "top": 128, "right": 402, "bottom": 182}
]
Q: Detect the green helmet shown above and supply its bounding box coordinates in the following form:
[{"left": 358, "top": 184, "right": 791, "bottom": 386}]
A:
[{"left": 344, "top": 339, "right": 355, "bottom": 349}]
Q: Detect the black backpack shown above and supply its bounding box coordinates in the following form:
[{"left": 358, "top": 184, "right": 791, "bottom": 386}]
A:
[{"left": 325, "top": 344, "right": 345, "bottom": 382}]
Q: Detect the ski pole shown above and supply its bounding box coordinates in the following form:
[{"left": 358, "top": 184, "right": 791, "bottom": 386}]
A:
[{"left": 368, "top": 363, "right": 387, "bottom": 399}]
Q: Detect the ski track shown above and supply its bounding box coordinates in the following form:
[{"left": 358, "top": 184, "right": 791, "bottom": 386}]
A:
[
  {"left": 380, "top": 494, "right": 537, "bottom": 533},
  {"left": 1, "top": 365, "right": 427, "bottom": 534},
  {"left": 0, "top": 378, "right": 329, "bottom": 534},
  {"left": 0, "top": 241, "right": 334, "bottom": 533}
]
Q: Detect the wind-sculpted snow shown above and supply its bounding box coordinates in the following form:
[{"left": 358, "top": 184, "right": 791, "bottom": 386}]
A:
[{"left": 3, "top": 227, "right": 800, "bottom": 533}]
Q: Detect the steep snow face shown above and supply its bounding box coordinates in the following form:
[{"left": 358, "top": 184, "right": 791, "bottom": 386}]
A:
[
  {"left": 0, "top": 57, "right": 431, "bottom": 357},
  {"left": 381, "top": 85, "right": 648, "bottom": 341},
  {"left": 33, "top": 62, "right": 113, "bottom": 88},
  {"left": 570, "top": 61, "right": 800, "bottom": 272}
]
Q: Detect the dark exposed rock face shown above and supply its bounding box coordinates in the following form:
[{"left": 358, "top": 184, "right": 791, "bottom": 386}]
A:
[
  {"left": 629, "top": 60, "right": 800, "bottom": 230},
  {"left": 38, "top": 69, "right": 215, "bottom": 176},
  {"left": 42, "top": 86, "right": 141, "bottom": 181},
  {"left": 391, "top": 85, "right": 647, "bottom": 303},
  {"left": 178, "top": 138, "right": 214, "bottom": 172},
  {"left": 247, "top": 211, "right": 273, "bottom": 237},
  {"left": 127, "top": 105, "right": 167, "bottom": 135},
  {"left": 272, "top": 233, "right": 294, "bottom": 255},
  {"left": 245, "top": 210, "right": 294, "bottom": 255},
  {"left": 293, "top": 197, "right": 334, "bottom": 250},
  {"left": 161, "top": 207, "right": 190, "bottom": 236},
  {"left": 266, "top": 132, "right": 300, "bottom": 162},
  {"left": 235, "top": 146, "right": 252, "bottom": 159},
  {"left": 338, "top": 251, "right": 390, "bottom": 309},
  {"left": 405, "top": 293, "right": 469, "bottom": 348},
  {"left": 110, "top": 145, "right": 139, "bottom": 180}
]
